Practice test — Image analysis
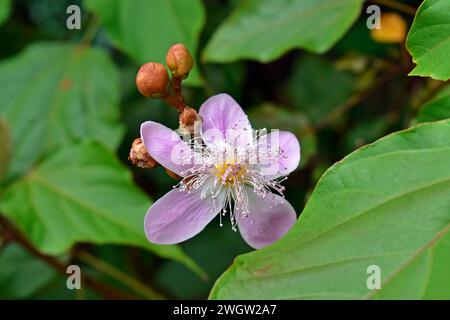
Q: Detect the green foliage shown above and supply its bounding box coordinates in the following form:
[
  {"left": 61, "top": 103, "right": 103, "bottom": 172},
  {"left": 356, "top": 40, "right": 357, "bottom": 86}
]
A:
[
  {"left": 0, "top": 142, "right": 201, "bottom": 274},
  {"left": 0, "top": 0, "right": 11, "bottom": 26},
  {"left": 0, "top": 244, "right": 57, "bottom": 299},
  {"left": 0, "top": 43, "right": 124, "bottom": 180},
  {"left": 286, "top": 55, "right": 356, "bottom": 122},
  {"left": 417, "top": 85, "right": 450, "bottom": 123},
  {"left": 84, "top": 0, "right": 205, "bottom": 85},
  {"left": 203, "top": 0, "right": 363, "bottom": 63},
  {"left": 1, "top": 0, "right": 450, "bottom": 300},
  {"left": 210, "top": 120, "right": 450, "bottom": 299},
  {"left": 406, "top": 0, "right": 450, "bottom": 81}
]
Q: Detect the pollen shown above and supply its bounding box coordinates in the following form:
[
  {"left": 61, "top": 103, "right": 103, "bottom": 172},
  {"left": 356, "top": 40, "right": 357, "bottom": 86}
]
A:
[{"left": 215, "top": 161, "right": 246, "bottom": 186}]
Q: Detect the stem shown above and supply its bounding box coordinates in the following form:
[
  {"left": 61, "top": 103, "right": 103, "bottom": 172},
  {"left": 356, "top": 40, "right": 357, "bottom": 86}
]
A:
[
  {"left": 315, "top": 66, "right": 403, "bottom": 130},
  {"left": 0, "top": 216, "right": 137, "bottom": 300},
  {"left": 160, "top": 76, "right": 187, "bottom": 111},
  {"left": 75, "top": 250, "right": 166, "bottom": 300},
  {"left": 80, "top": 15, "right": 101, "bottom": 45},
  {"left": 371, "top": 0, "right": 417, "bottom": 16},
  {"left": 162, "top": 93, "right": 186, "bottom": 111},
  {"left": 172, "top": 77, "right": 186, "bottom": 108}
]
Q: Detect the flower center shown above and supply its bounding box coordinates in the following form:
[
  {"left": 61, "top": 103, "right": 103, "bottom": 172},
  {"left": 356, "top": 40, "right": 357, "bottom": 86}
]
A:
[{"left": 215, "top": 161, "right": 246, "bottom": 186}]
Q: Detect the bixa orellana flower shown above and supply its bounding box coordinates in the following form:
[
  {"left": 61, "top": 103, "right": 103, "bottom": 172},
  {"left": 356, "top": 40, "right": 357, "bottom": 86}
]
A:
[{"left": 141, "top": 94, "right": 300, "bottom": 249}]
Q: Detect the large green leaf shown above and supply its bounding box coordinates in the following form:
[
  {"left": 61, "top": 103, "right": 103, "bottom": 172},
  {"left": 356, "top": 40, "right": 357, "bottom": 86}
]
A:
[
  {"left": 406, "top": 0, "right": 450, "bottom": 81},
  {"left": 416, "top": 85, "right": 450, "bottom": 123},
  {"left": 0, "top": 142, "right": 202, "bottom": 275},
  {"left": 0, "top": 42, "right": 124, "bottom": 180},
  {"left": 0, "top": 244, "right": 57, "bottom": 299},
  {"left": 203, "top": 0, "right": 363, "bottom": 63},
  {"left": 210, "top": 120, "right": 450, "bottom": 299},
  {"left": 0, "top": 0, "right": 11, "bottom": 26},
  {"left": 84, "top": 0, "right": 205, "bottom": 85}
]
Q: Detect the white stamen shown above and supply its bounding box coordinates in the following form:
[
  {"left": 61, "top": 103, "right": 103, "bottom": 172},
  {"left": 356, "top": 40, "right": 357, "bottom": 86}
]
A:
[{"left": 176, "top": 128, "right": 287, "bottom": 230}]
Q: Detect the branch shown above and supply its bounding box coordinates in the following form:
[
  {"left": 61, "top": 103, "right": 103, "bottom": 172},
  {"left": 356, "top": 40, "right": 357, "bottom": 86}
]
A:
[
  {"left": 315, "top": 65, "right": 404, "bottom": 130},
  {"left": 74, "top": 249, "right": 166, "bottom": 300},
  {"left": 0, "top": 216, "right": 138, "bottom": 300}
]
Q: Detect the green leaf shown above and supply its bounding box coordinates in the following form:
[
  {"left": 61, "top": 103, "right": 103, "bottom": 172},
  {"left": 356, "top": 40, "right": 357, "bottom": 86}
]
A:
[
  {"left": 0, "top": 142, "right": 203, "bottom": 275},
  {"left": 0, "top": 0, "right": 11, "bottom": 26},
  {"left": 84, "top": 0, "right": 205, "bottom": 86},
  {"left": 417, "top": 85, "right": 450, "bottom": 123},
  {"left": 286, "top": 54, "right": 356, "bottom": 122},
  {"left": 203, "top": 0, "right": 363, "bottom": 63},
  {"left": 406, "top": 0, "right": 450, "bottom": 81},
  {"left": 0, "top": 42, "right": 124, "bottom": 180},
  {"left": 0, "top": 118, "right": 11, "bottom": 182},
  {"left": 210, "top": 120, "right": 450, "bottom": 299},
  {"left": 0, "top": 244, "right": 57, "bottom": 299}
]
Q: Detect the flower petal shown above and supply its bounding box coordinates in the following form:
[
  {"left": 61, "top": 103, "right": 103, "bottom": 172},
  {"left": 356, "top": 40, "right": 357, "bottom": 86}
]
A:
[
  {"left": 257, "top": 131, "right": 301, "bottom": 178},
  {"left": 236, "top": 189, "right": 297, "bottom": 249},
  {"left": 145, "top": 188, "right": 225, "bottom": 244},
  {"left": 199, "top": 93, "right": 252, "bottom": 146},
  {"left": 140, "top": 121, "right": 194, "bottom": 177}
]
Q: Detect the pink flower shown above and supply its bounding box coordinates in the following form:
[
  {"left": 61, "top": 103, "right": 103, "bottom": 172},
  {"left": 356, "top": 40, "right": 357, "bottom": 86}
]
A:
[{"left": 141, "top": 94, "right": 300, "bottom": 249}]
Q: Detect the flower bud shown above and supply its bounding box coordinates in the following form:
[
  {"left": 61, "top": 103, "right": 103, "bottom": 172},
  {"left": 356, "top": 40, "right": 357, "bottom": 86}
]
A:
[
  {"left": 179, "top": 107, "right": 199, "bottom": 126},
  {"left": 136, "top": 62, "right": 169, "bottom": 98},
  {"left": 178, "top": 106, "right": 201, "bottom": 136},
  {"left": 129, "top": 138, "right": 158, "bottom": 168},
  {"left": 166, "top": 44, "right": 194, "bottom": 78}
]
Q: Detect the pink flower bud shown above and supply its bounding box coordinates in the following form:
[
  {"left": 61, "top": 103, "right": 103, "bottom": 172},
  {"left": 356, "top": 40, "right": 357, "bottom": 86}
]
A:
[
  {"left": 136, "top": 62, "right": 169, "bottom": 98},
  {"left": 166, "top": 44, "right": 194, "bottom": 78},
  {"left": 178, "top": 106, "right": 201, "bottom": 136}
]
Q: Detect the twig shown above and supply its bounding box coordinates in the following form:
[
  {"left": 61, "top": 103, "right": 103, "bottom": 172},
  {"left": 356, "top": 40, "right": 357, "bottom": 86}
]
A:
[
  {"left": 75, "top": 250, "right": 166, "bottom": 300},
  {"left": 371, "top": 0, "right": 417, "bottom": 16},
  {"left": 0, "top": 216, "right": 138, "bottom": 300},
  {"left": 315, "top": 66, "right": 404, "bottom": 130},
  {"left": 80, "top": 15, "right": 101, "bottom": 45}
]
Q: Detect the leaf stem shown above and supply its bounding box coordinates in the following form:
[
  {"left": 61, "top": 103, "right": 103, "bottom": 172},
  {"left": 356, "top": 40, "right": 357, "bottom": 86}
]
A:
[
  {"left": 371, "top": 0, "right": 417, "bottom": 16},
  {"left": 75, "top": 249, "right": 166, "bottom": 300},
  {"left": 80, "top": 15, "right": 101, "bottom": 45}
]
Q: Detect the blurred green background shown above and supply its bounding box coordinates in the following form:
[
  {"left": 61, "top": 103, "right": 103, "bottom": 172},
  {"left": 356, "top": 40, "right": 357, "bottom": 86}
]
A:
[{"left": 0, "top": 0, "right": 444, "bottom": 299}]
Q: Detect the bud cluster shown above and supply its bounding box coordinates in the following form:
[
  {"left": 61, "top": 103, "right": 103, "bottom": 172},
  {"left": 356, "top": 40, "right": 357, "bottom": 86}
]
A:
[
  {"left": 130, "top": 44, "right": 200, "bottom": 180},
  {"left": 135, "top": 43, "right": 194, "bottom": 107}
]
